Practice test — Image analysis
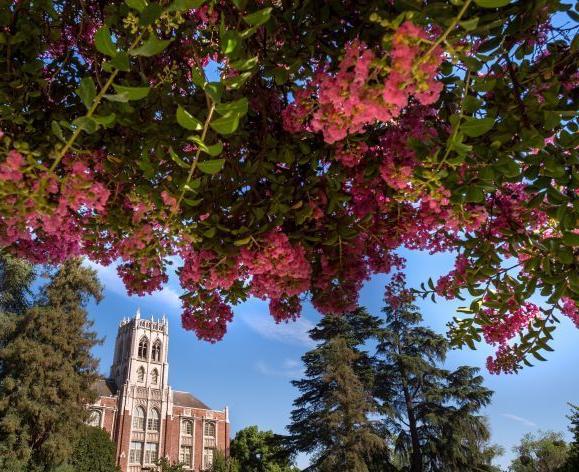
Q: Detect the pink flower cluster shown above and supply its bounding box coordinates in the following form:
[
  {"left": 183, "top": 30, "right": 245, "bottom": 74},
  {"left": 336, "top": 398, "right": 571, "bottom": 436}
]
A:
[
  {"left": 486, "top": 344, "right": 520, "bottom": 375},
  {"left": 0, "top": 152, "right": 110, "bottom": 264},
  {"left": 561, "top": 297, "right": 579, "bottom": 328},
  {"left": 483, "top": 302, "right": 541, "bottom": 375},
  {"left": 240, "top": 230, "right": 312, "bottom": 299},
  {"left": 0, "top": 150, "right": 24, "bottom": 181},
  {"left": 282, "top": 22, "right": 444, "bottom": 144},
  {"left": 334, "top": 141, "right": 369, "bottom": 168},
  {"left": 435, "top": 254, "right": 470, "bottom": 300},
  {"left": 179, "top": 248, "right": 242, "bottom": 292},
  {"left": 482, "top": 302, "right": 540, "bottom": 346},
  {"left": 181, "top": 294, "right": 233, "bottom": 343}
]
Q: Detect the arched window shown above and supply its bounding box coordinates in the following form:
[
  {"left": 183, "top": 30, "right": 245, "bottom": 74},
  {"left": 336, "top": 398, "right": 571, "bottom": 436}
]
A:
[
  {"left": 133, "top": 406, "right": 145, "bottom": 430},
  {"left": 137, "top": 366, "right": 145, "bottom": 382},
  {"left": 148, "top": 408, "right": 160, "bottom": 431},
  {"left": 152, "top": 340, "right": 162, "bottom": 362},
  {"left": 88, "top": 409, "right": 102, "bottom": 427},
  {"left": 182, "top": 420, "right": 193, "bottom": 436},
  {"left": 138, "top": 337, "right": 148, "bottom": 359},
  {"left": 151, "top": 368, "right": 159, "bottom": 384},
  {"left": 204, "top": 421, "right": 216, "bottom": 438}
]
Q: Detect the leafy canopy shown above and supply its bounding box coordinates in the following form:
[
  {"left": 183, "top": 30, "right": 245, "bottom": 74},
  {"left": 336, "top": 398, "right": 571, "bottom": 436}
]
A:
[{"left": 0, "top": 0, "right": 577, "bottom": 372}]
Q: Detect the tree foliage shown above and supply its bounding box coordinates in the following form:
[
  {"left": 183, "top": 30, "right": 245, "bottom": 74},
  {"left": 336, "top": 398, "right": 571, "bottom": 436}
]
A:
[
  {"left": 288, "top": 309, "right": 385, "bottom": 472},
  {"left": 559, "top": 404, "right": 579, "bottom": 472},
  {"left": 508, "top": 431, "right": 569, "bottom": 472},
  {"left": 0, "top": 0, "right": 577, "bottom": 371},
  {"left": 67, "top": 424, "right": 119, "bottom": 472},
  {"left": 375, "top": 275, "right": 497, "bottom": 472},
  {"left": 0, "top": 259, "right": 103, "bottom": 471},
  {"left": 230, "top": 425, "right": 298, "bottom": 472}
]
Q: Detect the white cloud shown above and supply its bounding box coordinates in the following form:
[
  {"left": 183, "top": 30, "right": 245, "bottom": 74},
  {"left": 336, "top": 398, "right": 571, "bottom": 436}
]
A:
[
  {"left": 501, "top": 413, "right": 537, "bottom": 428},
  {"left": 239, "top": 306, "right": 316, "bottom": 348},
  {"left": 255, "top": 358, "right": 304, "bottom": 378},
  {"left": 84, "top": 259, "right": 181, "bottom": 311}
]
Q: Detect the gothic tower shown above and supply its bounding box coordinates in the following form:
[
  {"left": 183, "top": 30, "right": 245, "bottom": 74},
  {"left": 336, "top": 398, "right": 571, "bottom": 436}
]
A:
[
  {"left": 91, "top": 310, "right": 230, "bottom": 471},
  {"left": 112, "top": 310, "right": 173, "bottom": 471}
]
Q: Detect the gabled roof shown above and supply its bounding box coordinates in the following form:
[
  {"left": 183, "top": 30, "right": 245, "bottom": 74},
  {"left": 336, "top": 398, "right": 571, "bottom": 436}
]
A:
[
  {"left": 92, "top": 378, "right": 117, "bottom": 397},
  {"left": 173, "top": 390, "right": 210, "bottom": 410}
]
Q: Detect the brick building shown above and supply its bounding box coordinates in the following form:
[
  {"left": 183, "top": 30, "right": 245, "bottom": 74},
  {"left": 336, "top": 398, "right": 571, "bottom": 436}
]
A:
[{"left": 88, "top": 310, "right": 230, "bottom": 472}]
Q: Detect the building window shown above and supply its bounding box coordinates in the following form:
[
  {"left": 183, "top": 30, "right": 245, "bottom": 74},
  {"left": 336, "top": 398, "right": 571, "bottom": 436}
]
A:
[
  {"left": 132, "top": 406, "right": 145, "bottom": 430},
  {"left": 148, "top": 408, "right": 160, "bottom": 431},
  {"left": 144, "top": 442, "right": 159, "bottom": 464},
  {"left": 182, "top": 419, "right": 193, "bottom": 436},
  {"left": 87, "top": 409, "right": 102, "bottom": 427},
  {"left": 137, "top": 366, "right": 145, "bottom": 382},
  {"left": 129, "top": 441, "right": 143, "bottom": 464},
  {"left": 138, "top": 336, "right": 148, "bottom": 359},
  {"left": 204, "top": 421, "right": 216, "bottom": 437},
  {"left": 152, "top": 340, "right": 162, "bottom": 361},
  {"left": 203, "top": 448, "right": 214, "bottom": 469},
  {"left": 180, "top": 445, "right": 192, "bottom": 466},
  {"left": 151, "top": 368, "right": 159, "bottom": 384}
]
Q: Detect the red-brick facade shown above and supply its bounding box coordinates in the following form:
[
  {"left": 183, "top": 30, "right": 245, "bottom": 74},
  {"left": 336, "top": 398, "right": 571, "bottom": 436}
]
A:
[{"left": 88, "top": 312, "right": 229, "bottom": 472}]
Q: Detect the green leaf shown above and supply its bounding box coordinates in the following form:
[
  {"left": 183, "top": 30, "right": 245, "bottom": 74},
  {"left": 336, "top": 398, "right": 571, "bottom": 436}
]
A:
[
  {"left": 215, "top": 98, "right": 248, "bottom": 116},
  {"left": 130, "top": 36, "right": 171, "bottom": 57},
  {"left": 562, "top": 232, "right": 579, "bottom": 247},
  {"left": 177, "top": 106, "right": 203, "bottom": 131},
  {"left": 167, "top": 0, "right": 205, "bottom": 12},
  {"left": 169, "top": 147, "right": 190, "bottom": 169},
  {"left": 221, "top": 30, "right": 240, "bottom": 56},
  {"left": 126, "top": 0, "right": 148, "bottom": 12},
  {"left": 140, "top": 3, "right": 163, "bottom": 25},
  {"left": 234, "top": 236, "right": 251, "bottom": 246},
  {"left": 204, "top": 82, "right": 224, "bottom": 103},
  {"left": 73, "top": 116, "right": 98, "bottom": 134},
  {"left": 231, "top": 0, "right": 247, "bottom": 9},
  {"left": 76, "top": 77, "right": 96, "bottom": 109},
  {"left": 112, "top": 84, "right": 150, "bottom": 100},
  {"left": 210, "top": 114, "right": 240, "bottom": 135},
  {"left": 465, "top": 186, "right": 485, "bottom": 203},
  {"left": 230, "top": 56, "right": 259, "bottom": 71},
  {"left": 111, "top": 52, "right": 130, "bottom": 71},
  {"left": 460, "top": 17, "right": 479, "bottom": 31},
  {"left": 462, "top": 117, "right": 495, "bottom": 137},
  {"left": 94, "top": 26, "right": 117, "bottom": 57},
  {"left": 474, "top": 0, "right": 511, "bottom": 7},
  {"left": 93, "top": 113, "right": 117, "bottom": 127},
  {"left": 51, "top": 121, "right": 66, "bottom": 142},
  {"left": 206, "top": 142, "right": 223, "bottom": 157},
  {"left": 197, "top": 159, "right": 225, "bottom": 175},
  {"left": 104, "top": 93, "right": 129, "bottom": 103},
  {"left": 243, "top": 7, "right": 272, "bottom": 26},
  {"left": 222, "top": 72, "right": 252, "bottom": 90}
]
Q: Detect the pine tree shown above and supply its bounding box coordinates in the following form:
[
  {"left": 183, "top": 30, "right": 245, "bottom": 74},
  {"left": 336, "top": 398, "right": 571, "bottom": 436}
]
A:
[
  {"left": 375, "top": 275, "right": 494, "bottom": 472},
  {"left": 560, "top": 404, "right": 579, "bottom": 472},
  {"left": 0, "top": 259, "right": 103, "bottom": 471},
  {"left": 0, "top": 252, "right": 34, "bottom": 315},
  {"left": 287, "top": 309, "right": 387, "bottom": 472}
]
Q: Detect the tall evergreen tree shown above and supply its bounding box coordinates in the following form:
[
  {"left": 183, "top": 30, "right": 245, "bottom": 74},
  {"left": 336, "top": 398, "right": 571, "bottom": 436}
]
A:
[
  {"left": 0, "top": 252, "right": 34, "bottom": 315},
  {"left": 287, "top": 309, "right": 387, "bottom": 472},
  {"left": 375, "top": 275, "right": 494, "bottom": 472},
  {"left": 559, "top": 404, "right": 579, "bottom": 472},
  {"left": 0, "top": 259, "right": 103, "bottom": 471}
]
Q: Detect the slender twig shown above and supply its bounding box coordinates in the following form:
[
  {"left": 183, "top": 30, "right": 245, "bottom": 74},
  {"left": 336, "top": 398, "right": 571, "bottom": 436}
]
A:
[{"left": 174, "top": 102, "right": 216, "bottom": 213}]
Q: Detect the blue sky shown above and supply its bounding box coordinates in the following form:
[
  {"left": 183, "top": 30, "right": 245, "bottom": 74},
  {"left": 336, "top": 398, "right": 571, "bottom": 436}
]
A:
[{"left": 85, "top": 249, "right": 578, "bottom": 470}]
